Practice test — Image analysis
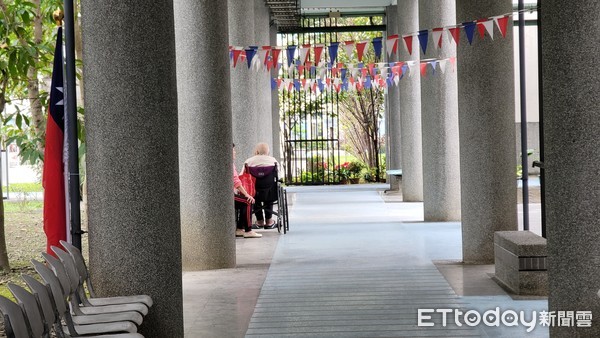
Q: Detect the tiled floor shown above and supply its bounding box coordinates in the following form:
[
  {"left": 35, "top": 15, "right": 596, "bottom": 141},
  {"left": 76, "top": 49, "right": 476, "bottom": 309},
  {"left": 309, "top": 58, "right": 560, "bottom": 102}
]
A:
[{"left": 183, "top": 184, "right": 549, "bottom": 337}]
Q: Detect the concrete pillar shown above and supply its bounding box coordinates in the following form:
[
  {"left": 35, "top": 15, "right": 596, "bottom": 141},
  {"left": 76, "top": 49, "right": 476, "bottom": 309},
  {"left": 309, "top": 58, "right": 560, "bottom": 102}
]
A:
[
  {"left": 229, "top": 0, "right": 258, "bottom": 168},
  {"left": 270, "top": 24, "right": 282, "bottom": 160},
  {"left": 543, "top": 2, "right": 600, "bottom": 336},
  {"left": 456, "top": 0, "right": 517, "bottom": 264},
  {"left": 175, "top": 1, "right": 235, "bottom": 270},
  {"left": 385, "top": 5, "right": 401, "bottom": 178},
  {"left": 254, "top": 0, "right": 273, "bottom": 148},
  {"left": 80, "top": 1, "right": 182, "bottom": 336},
  {"left": 419, "top": 1, "right": 461, "bottom": 221},
  {"left": 397, "top": 0, "right": 424, "bottom": 201}
]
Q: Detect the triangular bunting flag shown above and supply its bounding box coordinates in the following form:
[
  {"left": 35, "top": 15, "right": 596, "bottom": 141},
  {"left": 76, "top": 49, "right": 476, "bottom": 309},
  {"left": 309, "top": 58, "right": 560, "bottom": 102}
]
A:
[
  {"left": 449, "top": 57, "right": 457, "bottom": 72},
  {"left": 403, "top": 35, "right": 413, "bottom": 55},
  {"left": 476, "top": 20, "right": 488, "bottom": 39},
  {"left": 432, "top": 28, "right": 444, "bottom": 49},
  {"left": 448, "top": 27, "right": 460, "bottom": 45},
  {"left": 343, "top": 41, "right": 355, "bottom": 58},
  {"left": 232, "top": 49, "right": 243, "bottom": 68},
  {"left": 463, "top": 21, "right": 477, "bottom": 45},
  {"left": 418, "top": 30, "right": 429, "bottom": 54},
  {"left": 271, "top": 48, "right": 281, "bottom": 64},
  {"left": 286, "top": 45, "right": 296, "bottom": 67},
  {"left": 299, "top": 44, "right": 311, "bottom": 64},
  {"left": 356, "top": 41, "right": 368, "bottom": 61},
  {"left": 420, "top": 62, "right": 428, "bottom": 77},
  {"left": 313, "top": 44, "right": 324, "bottom": 64},
  {"left": 245, "top": 47, "right": 257, "bottom": 69},
  {"left": 439, "top": 59, "right": 447, "bottom": 74},
  {"left": 372, "top": 37, "right": 383, "bottom": 60},
  {"left": 429, "top": 60, "right": 437, "bottom": 75},
  {"left": 386, "top": 34, "right": 399, "bottom": 56},
  {"left": 271, "top": 78, "right": 277, "bottom": 90},
  {"left": 494, "top": 15, "right": 509, "bottom": 38},
  {"left": 482, "top": 19, "right": 494, "bottom": 40},
  {"left": 328, "top": 42, "right": 339, "bottom": 64}
]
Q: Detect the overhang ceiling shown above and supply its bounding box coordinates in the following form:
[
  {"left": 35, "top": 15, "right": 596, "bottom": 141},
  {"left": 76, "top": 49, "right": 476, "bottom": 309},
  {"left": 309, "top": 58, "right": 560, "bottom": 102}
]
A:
[{"left": 265, "top": 0, "right": 394, "bottom": 31}]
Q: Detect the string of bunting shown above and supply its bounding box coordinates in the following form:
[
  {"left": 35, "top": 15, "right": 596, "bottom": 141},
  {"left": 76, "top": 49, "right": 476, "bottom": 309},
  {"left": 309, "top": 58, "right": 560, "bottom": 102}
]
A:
[
  {"left": 271, "top": 57, "right": 456, "bottom": 94},
  {"left": 228, "top": 8, "right": 535, "bottom": 93}
]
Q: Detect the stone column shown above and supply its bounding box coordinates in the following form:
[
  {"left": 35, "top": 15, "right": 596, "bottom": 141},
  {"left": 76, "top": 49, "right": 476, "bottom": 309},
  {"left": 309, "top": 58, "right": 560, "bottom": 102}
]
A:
[
  {"left": 270, "top": 24, "right": 281, "bottom": 160},
  {"left": 229, "top": 0, "right": 258, "bottom": 168},
  {"left": 457, "top": 0, "right": 517, "bottom": 264},
  {"left": 543, "top": 2, "right": 600, "bottom": 337},
  {"left": 254, "top": 0, "right": 273, "bottom": 147},
  {"left": 419, "top": 1, "right": 461, "bottom": 221},
  {"left": 175, "top": 0, "right": 235, "bottom": 270},
  {"left": 397, "top": 0, "right": 424, "bottom": 202},
  {"left": 80, "top": 1, "right": 182, "bottom": 336},
  {"left": 385, "top": 6, "right": 401, "bottom": 179}
]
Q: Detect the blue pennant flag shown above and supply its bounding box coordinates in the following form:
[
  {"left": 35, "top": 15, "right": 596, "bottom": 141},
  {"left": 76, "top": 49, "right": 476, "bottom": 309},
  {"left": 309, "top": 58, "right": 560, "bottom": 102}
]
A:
[
  {"left": 286, "top": 45, "right": 297, "bottom": 67},
  {"left": 365, "top": 75, "right": 372, "bottom": 89},
  {"left": 430, "top": 60, "right": 438, "bottom": 75},
  {"left": 342, "top": 79, "right": 348, "bottom": 91},
  {"left": 245, "top": 47, "right": 257, "bottom": 68},
  {"left": 372, "top": 37, "right": 383, "bottom": 60},
  {"left": 358, "top": 62, "right": 364, "bottom": 69},
  {"left": 463, "top": 22, "right": 477, "bottom": 45},
  {"left": 317, "top": 79, "right": 325, "bottom": 93},
  {"left": 417, "top": 30, "right": 429, "bottom": 54},
  {"left": 310, "top": 66, "right": 317, "bottom": 77},
  {"left": 341, "top": 68, "right": 347, "bottom": 80},
  {"left": 271, "top": 78, "right": 277, "bottom": 90},
  {"left": 293, "top": 79, "right": 300, "bottom": 91},
  {"left": 328, "top": 42, "right": 339, "bottom": 64},
  {"left": 386, "top": 75, "right": 393, "bottom": 87}
]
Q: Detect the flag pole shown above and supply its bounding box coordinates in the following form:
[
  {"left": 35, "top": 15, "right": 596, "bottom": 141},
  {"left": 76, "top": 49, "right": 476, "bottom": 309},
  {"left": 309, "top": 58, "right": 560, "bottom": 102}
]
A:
[{"left": 62, "top": 0, "right": 82, "bottom": 250}]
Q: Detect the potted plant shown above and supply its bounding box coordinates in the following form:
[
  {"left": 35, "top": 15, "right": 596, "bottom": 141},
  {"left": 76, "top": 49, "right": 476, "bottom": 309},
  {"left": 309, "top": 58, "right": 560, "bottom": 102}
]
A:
[
  {"left": 347, "top": 161, "right": 364, "bottom": 184},
  {"left": 335, "top": 162, "right": 351, "bottom": 184}
]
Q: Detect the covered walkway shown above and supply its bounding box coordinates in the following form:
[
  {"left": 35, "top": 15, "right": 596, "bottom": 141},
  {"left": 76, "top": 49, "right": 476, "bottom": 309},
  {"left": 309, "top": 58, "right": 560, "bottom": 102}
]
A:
[{"left": 183, "top": 184, "right": 548, "bottom": 337}]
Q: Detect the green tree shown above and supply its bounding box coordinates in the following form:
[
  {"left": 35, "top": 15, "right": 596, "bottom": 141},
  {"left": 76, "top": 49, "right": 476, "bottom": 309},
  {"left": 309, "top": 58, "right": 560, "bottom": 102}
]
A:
[{"left": 0, "top": 0, "right": 64, "bottom": 271}]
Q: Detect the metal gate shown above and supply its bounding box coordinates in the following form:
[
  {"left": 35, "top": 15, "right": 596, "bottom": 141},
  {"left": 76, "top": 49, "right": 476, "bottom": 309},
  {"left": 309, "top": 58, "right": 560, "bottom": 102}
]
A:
[
  {"left": 279, "top": 17, "right": 341, "bottom": 185},
  {"left": 278, "top": 17, "right": 385, "bottom": 185}
]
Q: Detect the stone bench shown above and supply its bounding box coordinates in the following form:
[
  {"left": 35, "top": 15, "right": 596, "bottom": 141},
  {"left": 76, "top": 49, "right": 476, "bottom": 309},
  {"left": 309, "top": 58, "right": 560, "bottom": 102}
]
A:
[
  {"left": 494, "top": 231, "right": 548, "bottom": 296},
  {"left": 385, "top": 169, "right": 402, "bottom": 193}
]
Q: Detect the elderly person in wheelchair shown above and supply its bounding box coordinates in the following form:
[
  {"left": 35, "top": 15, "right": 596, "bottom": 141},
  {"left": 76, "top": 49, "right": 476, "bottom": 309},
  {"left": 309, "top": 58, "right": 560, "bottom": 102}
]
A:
[{"left": 240, "top": 142, "right": 280, "bottom": 230}]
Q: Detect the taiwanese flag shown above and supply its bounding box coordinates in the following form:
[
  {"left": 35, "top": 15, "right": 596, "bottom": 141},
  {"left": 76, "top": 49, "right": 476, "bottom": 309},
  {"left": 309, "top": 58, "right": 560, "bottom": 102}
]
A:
[{"left": 43, "top": 27, "right": 66, "bottom": 256}]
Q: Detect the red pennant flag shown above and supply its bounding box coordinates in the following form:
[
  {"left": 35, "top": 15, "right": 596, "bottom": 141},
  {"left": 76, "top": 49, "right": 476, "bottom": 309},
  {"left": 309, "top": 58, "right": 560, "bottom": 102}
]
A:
[
  {"left": 262, "top": 46, "right": 272, "bottom": 65},
  {"left": 271, "top": 48, "right": 281, "bottom": 64},
  {"left": 232, "top": 49, "right": 243, "bottom": 68},
  {"left": 448, "top": 27, "right": 460, "bottom": 45},
  {"left": 403, "top": 35, "right": 413, "bottom": 55},
  {"left": 356, "top": 41, "right": 368, "bottom": 62},
  {"left": 43, "top": 27, "right": 67, "bottom": 256},
  {"left": 495, "top": 15, "right": 509, "bottom": 38},
  {"left": 420, "top": 62, "right": 428, "bottom": 77},
  {"left": 368, "top": 63, "right": 376, "bottom": 77},
  {"left": 449, "top": 57, "right": 457, "bottom": 72},
  {"left": 313, "top": 45, "right": 324, "bottom": 64},
  {"left": 476, "top": 19, "right": 487, "bottom": 39},
  {"left": 361, "top": 68, "right": 368, "bottom": 77}
]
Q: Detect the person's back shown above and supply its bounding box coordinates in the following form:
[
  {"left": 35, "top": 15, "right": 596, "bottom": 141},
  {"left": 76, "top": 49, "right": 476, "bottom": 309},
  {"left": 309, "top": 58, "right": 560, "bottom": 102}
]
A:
[{"left": 243, "top": 143, "right": 279, "bottom": 229}]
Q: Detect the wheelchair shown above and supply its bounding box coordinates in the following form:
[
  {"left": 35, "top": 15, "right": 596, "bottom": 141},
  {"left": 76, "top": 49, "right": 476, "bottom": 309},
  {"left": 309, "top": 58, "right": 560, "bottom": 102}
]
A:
[{"left": 246, "top": 164, "right": 289, "bottom": 234}]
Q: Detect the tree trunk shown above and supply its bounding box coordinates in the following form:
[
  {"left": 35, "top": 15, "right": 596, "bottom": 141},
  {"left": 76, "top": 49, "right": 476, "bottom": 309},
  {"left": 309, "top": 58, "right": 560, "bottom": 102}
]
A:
[
  {"left": 0, "top": 76, "right": 10, "bottom": 271},
  {"left": 26, "top": 0, "right": 45, "bottom": 153}
]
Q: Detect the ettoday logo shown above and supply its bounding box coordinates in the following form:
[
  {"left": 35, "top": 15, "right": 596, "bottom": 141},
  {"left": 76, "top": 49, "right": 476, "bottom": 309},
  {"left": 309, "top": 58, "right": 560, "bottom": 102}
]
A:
[{"left": 418, "top": 308, "right": 539, "bottom": 332}]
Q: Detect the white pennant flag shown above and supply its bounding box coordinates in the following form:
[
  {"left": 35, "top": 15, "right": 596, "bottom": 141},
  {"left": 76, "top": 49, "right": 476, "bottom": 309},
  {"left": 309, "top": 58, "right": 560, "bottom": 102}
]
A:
[
  {"left": 351, "top": 67, "right": 359, "bottom": 78},
  {"left": 343, "top": 41, "right": 354, "bottom": 58},
  {"left": 380, "top": 66, "right": 388, "bottom": 79},
  {"left": 287, "top": 64, "right": 295, "bottom": 77},
  {"left": 394, "top": 74, "right": 400, "bottom": 86},
  {"left": 482, "top": 19, "right": 494, "bottom": 40},
  {"left": 385, "top": 36, "right": 398, "bottom": 57},
  {"left": 431, "top": 29, "right": 443, "bottom": 49},
  {"left": 407, "top": 61, "right": 417, "bottom": 78},
  {"left": 439, "top": 59, "right": 447, "bottom": 74},
  {"left": 299, "top": 46, "right": 310, "bottom": 65}
]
